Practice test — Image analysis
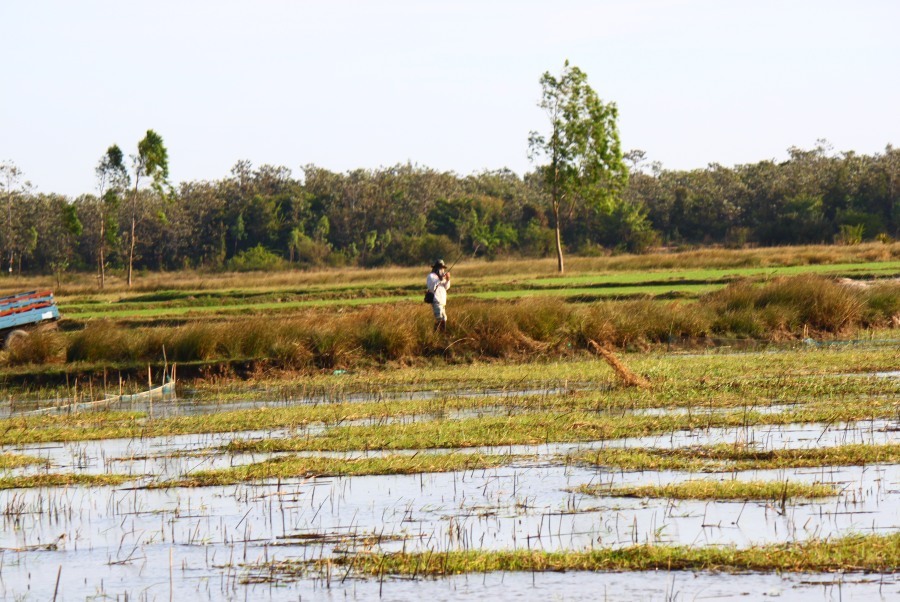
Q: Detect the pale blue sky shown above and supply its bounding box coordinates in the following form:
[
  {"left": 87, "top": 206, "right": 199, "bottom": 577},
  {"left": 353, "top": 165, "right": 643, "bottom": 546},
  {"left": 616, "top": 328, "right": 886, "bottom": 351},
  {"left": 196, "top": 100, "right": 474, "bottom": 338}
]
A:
[{"left": 2, "top": 0, "right": 898, "bottom": 196}]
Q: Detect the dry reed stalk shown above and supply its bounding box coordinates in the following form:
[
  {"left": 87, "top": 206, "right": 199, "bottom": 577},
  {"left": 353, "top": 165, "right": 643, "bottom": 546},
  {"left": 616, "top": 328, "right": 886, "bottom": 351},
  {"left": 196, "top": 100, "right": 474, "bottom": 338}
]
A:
[{"left": 588, "top": 339, "right": 651, "bottom": 389}]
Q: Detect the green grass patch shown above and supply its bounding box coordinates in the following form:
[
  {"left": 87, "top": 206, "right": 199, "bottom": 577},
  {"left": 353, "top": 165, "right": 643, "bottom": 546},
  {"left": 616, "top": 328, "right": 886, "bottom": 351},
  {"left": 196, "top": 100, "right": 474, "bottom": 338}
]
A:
[
  {"left": 0, "top": 411, "right": 150, "bottom": 446},
  {"left": 575, "top": 479, "right": 838, "bottom": 501},
  {"left": 0, "top": 473, "right": 130, "bottom": 490},
  {"left": 572, "top": 443, "right": 900, "bottom": 472},
  {"left": 181, "top": 343, "right": 900, "bottom": 402},
  {"left": 466, "top": 283, "right": 718, "bottom": 300},
  {"left": 256, "top": 532, "right": 900, "bottom": 577},
  {"left": 0, "top": 452, "right": 48, "bottom": 469},
  {"left": 157, "top": 452, "right": 518, "bottom": 487},
  {"left": 224, "top": 398, "right": 899, "bottom": 454},
  {"left": 64, "top": 295, "right": 413, "bottom": 320},
  {"left": 526, "top": 261, "right": 900, "bottom": 288}
]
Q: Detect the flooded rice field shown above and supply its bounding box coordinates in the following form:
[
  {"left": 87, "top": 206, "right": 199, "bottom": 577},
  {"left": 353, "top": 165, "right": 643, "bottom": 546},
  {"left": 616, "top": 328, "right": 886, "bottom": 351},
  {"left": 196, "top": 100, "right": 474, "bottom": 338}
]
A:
[
  {"left": 0, "top": 357, "right": 897, "bottom": 600},
  {"left": 0, "top": 418, "right": 897, "bottom": 599}
]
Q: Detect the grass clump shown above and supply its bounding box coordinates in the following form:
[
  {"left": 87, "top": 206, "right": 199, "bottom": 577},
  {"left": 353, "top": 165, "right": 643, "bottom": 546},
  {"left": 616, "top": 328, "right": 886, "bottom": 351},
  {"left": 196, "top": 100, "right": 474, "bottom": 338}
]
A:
[
  {"left": 157, "top": 452, "right": 517, "bottom": 488},
  {"left": 0, "top": 452, "right": 48, "bottom": 469},
  {"left": 66, "top": 321, "right": 142, "bottom": 362},
  {"left": 573, "top": 443, "right": 900, "bottom": 472},
  {"left": 261, "top": 532, "right": 900, "bottom": 577},
  {"left": 3, "top": 330, "right": 66, "bottom": 366},
  {"left": 575, "top": 479, "right": 838, "bottom": 501},
  {"left": 706, "top": 275, "right": 876, "bottom": 337},
  {"left": 0, "top": 473, "right": 130, "bottom": 490}
]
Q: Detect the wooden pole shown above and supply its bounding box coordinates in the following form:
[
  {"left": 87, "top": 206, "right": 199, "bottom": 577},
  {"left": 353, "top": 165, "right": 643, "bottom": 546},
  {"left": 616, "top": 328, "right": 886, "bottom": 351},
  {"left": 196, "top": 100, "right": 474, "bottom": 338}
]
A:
[{"left": 148, "top": 365, "right": 153, "bottom": 420}]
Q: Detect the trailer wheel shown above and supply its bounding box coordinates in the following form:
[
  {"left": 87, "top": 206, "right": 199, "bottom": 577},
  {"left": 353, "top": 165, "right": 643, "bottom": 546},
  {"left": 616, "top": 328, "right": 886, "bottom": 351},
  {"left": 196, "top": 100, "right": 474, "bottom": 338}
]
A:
[{"left": 3, "top": 329, "right": 28, "bottom": 351}]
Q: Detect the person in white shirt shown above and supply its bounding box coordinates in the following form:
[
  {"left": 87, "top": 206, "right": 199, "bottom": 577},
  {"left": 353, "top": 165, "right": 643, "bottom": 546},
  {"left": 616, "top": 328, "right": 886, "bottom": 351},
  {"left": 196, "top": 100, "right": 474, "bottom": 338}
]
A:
[{"left": 425, "top": 259, "right": 451, "bottom": 332}]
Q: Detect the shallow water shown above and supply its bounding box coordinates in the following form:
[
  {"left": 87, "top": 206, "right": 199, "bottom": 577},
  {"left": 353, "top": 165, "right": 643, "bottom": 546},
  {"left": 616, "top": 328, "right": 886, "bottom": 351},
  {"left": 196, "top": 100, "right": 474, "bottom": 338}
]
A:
[
  {"left": 0, "top": 455, "right": 898, "bottom": 599},
  {"left": 0, "top": 403, "right": 898, "bottom": 599},
  {"left": 248, "top": 570, "right": 900, "bottom": 602},
  {"left": 1, "top": 558, "right": 896, "bottom": 601},
  {"left": 873, "top": 371, "right": 900, "bottom": 379},
  {"left": 4, "top": 416, "right": 898, "bottom": 479}
]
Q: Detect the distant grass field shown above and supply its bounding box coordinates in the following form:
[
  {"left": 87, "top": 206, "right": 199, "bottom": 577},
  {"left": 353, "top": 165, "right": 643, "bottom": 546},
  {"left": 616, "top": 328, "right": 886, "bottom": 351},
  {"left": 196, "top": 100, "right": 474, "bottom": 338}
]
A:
[
  {"left": 56, "top": 258, "right": 900, "bottom": 321},
  {"left": 525, "top": 260, "right": 900, "bottom": 287},
  {"left": 63, "top": 285, "right": 722, "bottom": 320}
]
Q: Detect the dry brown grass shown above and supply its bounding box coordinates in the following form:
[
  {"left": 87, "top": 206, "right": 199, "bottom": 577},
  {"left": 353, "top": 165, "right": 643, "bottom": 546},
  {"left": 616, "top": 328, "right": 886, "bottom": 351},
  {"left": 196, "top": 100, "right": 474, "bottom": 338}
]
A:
[
  {"left": 3, "top": 242, "right": 897, "bottom": 299},
  {"left": 4, "top": 273, "right": 898, "bottom": 371}
]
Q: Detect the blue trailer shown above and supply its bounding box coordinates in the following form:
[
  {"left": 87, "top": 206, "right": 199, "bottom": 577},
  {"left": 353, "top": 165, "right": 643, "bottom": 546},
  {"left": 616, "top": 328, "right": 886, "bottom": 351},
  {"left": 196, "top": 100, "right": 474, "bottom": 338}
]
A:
[{"left": 0, "top": 290, "right": 61, "bottom": 349}]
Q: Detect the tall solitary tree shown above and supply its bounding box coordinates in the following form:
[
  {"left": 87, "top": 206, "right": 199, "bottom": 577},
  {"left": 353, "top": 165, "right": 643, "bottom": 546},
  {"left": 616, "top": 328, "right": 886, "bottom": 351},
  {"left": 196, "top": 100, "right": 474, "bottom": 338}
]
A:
[
  {"left": 95, "top": 145, "right": 129, "bottom": 288},
  {"left": 0, "top": 161, "right": 31, "bottom": 275},
  {"left": 126, "top": 130, "right": 170, "bottom": 286},
  {"left": 528, "top": 61, "right": 628, "bottom": 272}
]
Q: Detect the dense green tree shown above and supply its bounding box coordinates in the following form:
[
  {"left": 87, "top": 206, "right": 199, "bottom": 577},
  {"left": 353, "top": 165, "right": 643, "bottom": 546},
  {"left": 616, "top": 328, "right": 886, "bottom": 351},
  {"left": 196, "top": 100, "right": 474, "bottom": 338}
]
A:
[
  {"left": 50, "top": 200, "right": 83, "bottom": 286},
  {"left": 176, "top": 181, "right": 227, "bottom": 268},
  {"left": 15, "top": 194, "right": 80, "bottom": 275}
]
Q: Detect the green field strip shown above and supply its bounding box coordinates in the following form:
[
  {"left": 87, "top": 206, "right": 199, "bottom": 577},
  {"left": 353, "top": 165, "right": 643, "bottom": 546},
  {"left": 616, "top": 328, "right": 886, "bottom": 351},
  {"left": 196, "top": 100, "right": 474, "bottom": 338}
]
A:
[
  {"left": 60, "top": 260, "right": 900, "bottom": 320},
  {"left": 467, "top": 283, "right": 718, "bottom": 300},
  {"left": 524, "top": 261, "right": 900, "bottom": 288}
]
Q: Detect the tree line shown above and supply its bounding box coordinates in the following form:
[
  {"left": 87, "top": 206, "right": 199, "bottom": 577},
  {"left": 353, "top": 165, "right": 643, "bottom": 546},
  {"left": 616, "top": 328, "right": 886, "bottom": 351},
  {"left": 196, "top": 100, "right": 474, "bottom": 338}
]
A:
[
  {"left": 2, "top": 58, "right": 898, "bottom": 283},
  {"left": 1, "top": 140, "right": 898, "bottom": 283}
]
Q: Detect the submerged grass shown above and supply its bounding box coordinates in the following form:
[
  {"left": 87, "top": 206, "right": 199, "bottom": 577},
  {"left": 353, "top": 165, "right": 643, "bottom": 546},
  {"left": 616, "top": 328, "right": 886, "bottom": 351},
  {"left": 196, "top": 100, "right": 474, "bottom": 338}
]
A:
[
  {"left": 0, "top": 343, "right": 895, "bottom": 446},
  {"left": 173, "top": 343, "right": 899, "bottom": 406},
  {"left": 572, "top": 443, "right": 900, "bottom": 472},
  {"left": 575, "top": 480, "right": 838, "bottom": 501},
  {"left": 157, "top": 452, "right": 518, "bottom": 488},
  {"left": 225, "top": 397, "right": 899, "bottom": 454},
  {"left": 280, "top": 532, "right": 900, "bottom": 576},
  {"left": 0, "top": 378, "right": 894, "bottom": 448}
]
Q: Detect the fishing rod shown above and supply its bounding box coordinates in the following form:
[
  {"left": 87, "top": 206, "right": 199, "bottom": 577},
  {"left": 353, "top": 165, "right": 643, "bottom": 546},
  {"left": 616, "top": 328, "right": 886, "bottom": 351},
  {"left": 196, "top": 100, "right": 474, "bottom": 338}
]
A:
[{"left": 445, "top": 243, "right": 480, "bottom": 274}]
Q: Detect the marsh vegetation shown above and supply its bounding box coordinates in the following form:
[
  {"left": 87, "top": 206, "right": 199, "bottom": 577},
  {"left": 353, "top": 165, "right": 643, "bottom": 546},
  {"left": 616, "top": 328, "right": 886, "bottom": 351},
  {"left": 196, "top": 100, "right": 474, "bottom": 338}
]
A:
[{"left": 0, "top": 251, "right": 897, "bottom": 599}]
